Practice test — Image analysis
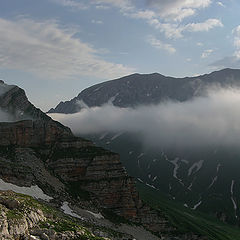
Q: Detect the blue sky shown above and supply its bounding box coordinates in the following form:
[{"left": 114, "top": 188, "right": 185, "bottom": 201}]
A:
[{"left": 0, "top": 0, "right": 240, "bottom": 111}]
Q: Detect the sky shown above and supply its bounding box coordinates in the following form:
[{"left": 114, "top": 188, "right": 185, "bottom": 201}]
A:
[{"left": 0, "top": 0, "right": 240, "bottom": 111}]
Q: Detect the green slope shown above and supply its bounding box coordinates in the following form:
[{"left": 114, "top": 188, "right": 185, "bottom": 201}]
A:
[{"left": 137, "top": 182, "right": 240, "bottom": 240}]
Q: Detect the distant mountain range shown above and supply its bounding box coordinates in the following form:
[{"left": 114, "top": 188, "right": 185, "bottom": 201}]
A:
[
  {"left": 48, "top": 68, "right": 240, "bottom": 227},
  {"left": 48, "top": 68, "right": 240, "bottom": 113},
  {"left": 1, "top": 76, "right": 240, "bottom": 239}
]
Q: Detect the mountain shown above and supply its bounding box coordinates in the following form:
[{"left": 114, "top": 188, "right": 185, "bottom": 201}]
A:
[
  {"left": 48, "top": 68, "right": 240, "bottom": 114},
  {"left": 0, "top": 80, "right": 217, "bottom": 240},
  {"left": 3, "top": 79, "right": 240, "bottom": 240},
  {"left": 48, "top": 68, "right": 240, "bottom": 228}
]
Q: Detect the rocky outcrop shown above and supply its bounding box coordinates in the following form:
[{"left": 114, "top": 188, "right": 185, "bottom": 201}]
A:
[
  {"left": 0, "top": 120, "right": 72, "bottom": 147},
  {"left": 0, "top": 80, "right": 71, "bottom": 135},
  {"left": 0, "top": 190, "right": 110, "bottom": 240},
  {"left": 0, "top": 191, "right": 46, "bottom": 240}
]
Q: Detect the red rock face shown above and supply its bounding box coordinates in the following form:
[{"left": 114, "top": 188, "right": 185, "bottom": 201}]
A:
[
  {"left": 0, "top": 119, "right": 170, "bottom": 233},
  {"left": 0, "top": 120, "right": 72, "bottom": 147}
]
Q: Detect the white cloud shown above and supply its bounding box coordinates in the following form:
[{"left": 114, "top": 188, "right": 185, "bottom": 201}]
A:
[
  {"left": 52, "top": 0, "right": 134, "bottom": 11},
  {"left": 51, "top": 0, "right": 222, "bottom": 41},
  {"left": 91, "top": 19, "right": 103, "bottom": 24},
  {"left": 95, "top": 5, "right": 110, "bottom": 10},
  {"left": 0, "top": 17, "right": 134, "bottom": 80},
  {"left": 50, "top": 88, "right": 240, "bottom": 149},
  {"left": 129, "top": 10, "right": 156, "bottom": 20},
  {"left": 50, "top": 0, "right": 88, "bottom": 10},
  {"left": 217, "top": 1, "right": 225, "bottom": 7},
  {"left": 232, "top": 25, "right": 240, "bottom": 58},
  {"left": 148, "top": 18, "right": 223, "bottom": 39},
  {"left": 201, "top": 49, "right": 213, "bottom": 58},
  {"left": 184, "top": 19, "right": 223, "bottom": 32},
  {"left": 50, "top": 0, "right": 223, "bottom": 57},
  {"left": 52, "top": 0, "right": 212, "bottom": 23},
  {"left": 92, "top": 0, "right": 134, "bottom": 11},
  {"left": 146, "top": 0, "right": 212, "bottom": 22},
  {"left": 149, "top": 19, "right": 184, "bottom": 39},
  {"left": 197, "top": 42, "right": 204, "bottom": 46},
  {"left": 210, "top": 26, "right": 240, "bottom": 68},
  {"left": 147, "top": 35, "right": 176, "bottom": 54}
]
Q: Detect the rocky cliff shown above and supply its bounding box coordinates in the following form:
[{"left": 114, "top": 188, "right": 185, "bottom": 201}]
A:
[
  {"left": 0, "top": 119, "right": 170, "bottom": 235},
  {"left": 0, "top": 190, "right": 112, "bottom": 240}
]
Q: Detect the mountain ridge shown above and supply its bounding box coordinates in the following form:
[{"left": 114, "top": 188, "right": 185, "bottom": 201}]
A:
[{"left": 48, "top": 68, "right": 240, "bottom": 114}]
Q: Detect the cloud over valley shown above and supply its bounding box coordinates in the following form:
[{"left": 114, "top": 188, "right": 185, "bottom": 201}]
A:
[{"left": 50, "top": 87, "right": 240, "bottom": 149}]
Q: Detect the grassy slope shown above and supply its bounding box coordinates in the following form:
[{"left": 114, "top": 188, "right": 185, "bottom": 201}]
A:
[{"left": 136, "top": 182, "right": 240, "bottom": 240}]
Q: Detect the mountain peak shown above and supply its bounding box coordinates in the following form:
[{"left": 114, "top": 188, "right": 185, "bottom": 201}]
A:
[{"left": 49, "top": 68, "right": 240, "bottom": 114}]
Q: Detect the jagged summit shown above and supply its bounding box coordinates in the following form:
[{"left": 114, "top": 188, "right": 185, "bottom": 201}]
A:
[{"left": 48, "top": 68, "right": 240, "bottom": 114}]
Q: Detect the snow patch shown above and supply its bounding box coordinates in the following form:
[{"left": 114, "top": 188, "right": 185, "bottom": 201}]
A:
[
  {"left": 93, "top": 86, "right": 102, "bottom": 92},
  {"left": 86, "top": 210, "right": 104, "bottom": 219},
  {"left": 188, "top": 160, "right": 204, "bottom": 176},
  {"left": 99, "top": 132, "right": 108, "bottom": 140},
  {"left": 207, "top": 164, "right": 221, "bottom": 190},
  {"left": 231, "top": 180, "right": 234, "bottom": 195},
  {"left": 171, "top": 158, "right": 180, "bottom": 179},
  {"left": 161, "top": 152, "right": 168, "bottom": 161},
  {"left": 230, "top": 180, "right": 238, "bottom": 218},
  {"left": 108, "top": 93, "right": 119, "bottom": 104},
  {"left": 137, "top": 153, "right": 144, "bottom": 168},
  {"left": 30, "top": 235, "right": 41, "bottom": 240},
  {"left": 192, "top": 200, "right": 202, "bottom": 210},
  {"left": 0, "top": 178, "right": 52, "bottom": 201},
  {"left": 217, "top": 163, "right": 222, "bottom": 173},
  {"left": 61, "top": 202, "right": 84, "bottom": 220},
  {"left": 169, "top": 158, "right": 184, "bottom": 186},
  {"left": 137, "top": 153, "right": 144, "bottom": 158},
  {"left": 111, "top": 132, "right": 123, "bottom": 140},
  {"left": 146, "top": 183, "right": 157, "bottom": 189},
  {"left": 188, "top": 182, "right": 193, "bottom": 191},
  {"left": 181, "top": 159, "right": 189, "bottom": 164},
  {"left": 137, "top": 178, "right": 143, "bottom": 183},
  {"left": 207, "top": 176, "right": 218, "bottom": 190}
]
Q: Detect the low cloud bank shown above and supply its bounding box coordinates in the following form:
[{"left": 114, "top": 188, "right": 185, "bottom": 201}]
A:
[{"left": 50, "top": 88, "right": 240, "bottom": 149}]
